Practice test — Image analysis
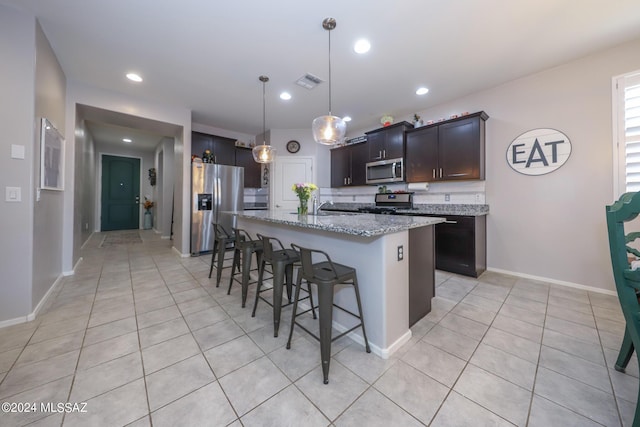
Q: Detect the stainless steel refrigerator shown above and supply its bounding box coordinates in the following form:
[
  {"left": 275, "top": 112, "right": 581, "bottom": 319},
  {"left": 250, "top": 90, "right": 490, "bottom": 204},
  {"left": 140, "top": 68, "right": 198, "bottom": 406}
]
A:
[{"left": 191, "top": 162, "right": 244, "bottom": 255}]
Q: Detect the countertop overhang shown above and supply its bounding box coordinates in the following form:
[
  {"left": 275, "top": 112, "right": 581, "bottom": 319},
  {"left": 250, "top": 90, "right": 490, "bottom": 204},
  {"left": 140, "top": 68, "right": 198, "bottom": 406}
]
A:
[{"left": 226, "top": 210, "right": 444, "bottom": 237}]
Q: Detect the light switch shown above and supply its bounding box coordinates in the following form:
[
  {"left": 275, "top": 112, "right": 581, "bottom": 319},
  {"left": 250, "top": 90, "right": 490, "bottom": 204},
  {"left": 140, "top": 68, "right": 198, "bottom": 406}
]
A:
[{"left": 6, "top": 186, "right": 21, "bottom": 202}]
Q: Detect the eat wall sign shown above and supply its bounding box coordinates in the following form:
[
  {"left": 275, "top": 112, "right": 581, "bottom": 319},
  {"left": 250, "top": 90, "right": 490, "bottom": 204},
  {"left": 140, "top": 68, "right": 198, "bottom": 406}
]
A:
[{"left": 506, "top": 128, "right": 572, "bottom": 176}]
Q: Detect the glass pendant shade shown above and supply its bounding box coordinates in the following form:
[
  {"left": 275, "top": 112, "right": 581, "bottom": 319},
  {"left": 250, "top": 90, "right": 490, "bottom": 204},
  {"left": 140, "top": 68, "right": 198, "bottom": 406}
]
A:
[
  {"left": 312, "top": 17, "right": 346, "bottom": 146},
  {"left": 312, "top": 115, "right": 346, "bottom": 145},
  {"left": 253, "top": 75, "right": 275, "bottom": 163},
  {"left": 252, "top": 143, "right": 276, "bottom": 163}
]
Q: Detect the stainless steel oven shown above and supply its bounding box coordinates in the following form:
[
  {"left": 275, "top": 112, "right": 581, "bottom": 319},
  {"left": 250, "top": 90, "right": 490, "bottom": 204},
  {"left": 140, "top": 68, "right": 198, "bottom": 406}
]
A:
[{"left": 365, "top": 158, "right": 403, "bottom": 184}]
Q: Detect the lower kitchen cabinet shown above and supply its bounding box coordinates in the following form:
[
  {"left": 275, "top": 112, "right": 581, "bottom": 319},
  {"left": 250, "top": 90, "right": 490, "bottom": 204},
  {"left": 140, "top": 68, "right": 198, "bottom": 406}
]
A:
[{"left": 433, "top": 215, "right": 486, "bottom": 277}]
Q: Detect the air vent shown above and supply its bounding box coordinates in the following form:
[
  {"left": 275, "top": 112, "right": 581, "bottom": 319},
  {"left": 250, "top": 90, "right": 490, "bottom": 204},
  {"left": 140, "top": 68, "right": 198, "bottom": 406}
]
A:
[{"left": 295, "top": 73, "right": 323, "bottom": 89}]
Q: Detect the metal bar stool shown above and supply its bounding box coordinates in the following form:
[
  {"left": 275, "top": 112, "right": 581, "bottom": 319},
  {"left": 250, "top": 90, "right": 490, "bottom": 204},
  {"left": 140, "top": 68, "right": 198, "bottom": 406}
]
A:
[
  {"left": 228, "top": 228, "right": 263, "bottom": 307},
  {"left": 252, "top": 234, "right": 314, "bottom": 337},
  {"left": 287, "top": 243, "right": 370, "bottom": 384},
  {"left": 208, "top": 224, "right": 237, "bottom": 287}
]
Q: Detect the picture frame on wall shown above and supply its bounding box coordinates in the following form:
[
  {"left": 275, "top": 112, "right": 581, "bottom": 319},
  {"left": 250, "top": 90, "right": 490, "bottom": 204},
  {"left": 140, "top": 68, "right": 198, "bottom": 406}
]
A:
[{"left": 40, "top": 117, "right": 65, "bottom": 191}]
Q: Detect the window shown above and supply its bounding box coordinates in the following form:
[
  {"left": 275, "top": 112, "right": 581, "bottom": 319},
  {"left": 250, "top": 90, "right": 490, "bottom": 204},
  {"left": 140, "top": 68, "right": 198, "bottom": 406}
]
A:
[{"left": 614, "top": 70, "right": 640, "bottom": 196}]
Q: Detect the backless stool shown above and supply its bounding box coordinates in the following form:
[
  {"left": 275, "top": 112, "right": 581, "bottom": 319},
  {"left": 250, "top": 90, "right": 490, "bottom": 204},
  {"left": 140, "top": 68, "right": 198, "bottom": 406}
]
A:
[
  {"left": 208, "top": 224, "right": 237, "bottom": 287},
  {"left": 287, "top": 244, "right": 370, "bottom": 384},
  {"left": 228, "top": 228, "right": 263, "bottom": 307},
  {"left": 252, "top": 235, "right": 313, "bottom": 337}
]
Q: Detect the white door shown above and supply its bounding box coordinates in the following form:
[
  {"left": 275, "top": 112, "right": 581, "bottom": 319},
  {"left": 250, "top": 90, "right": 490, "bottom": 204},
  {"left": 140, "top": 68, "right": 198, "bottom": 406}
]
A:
[{"left": 271, "top": 156, "right": 314, "bottom": 210}]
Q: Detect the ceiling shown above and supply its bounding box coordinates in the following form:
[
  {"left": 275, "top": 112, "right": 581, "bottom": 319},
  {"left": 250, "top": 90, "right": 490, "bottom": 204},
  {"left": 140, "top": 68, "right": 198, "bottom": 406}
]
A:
[{"left": 4, "top": 0, "right": 640, "bottom": 147}]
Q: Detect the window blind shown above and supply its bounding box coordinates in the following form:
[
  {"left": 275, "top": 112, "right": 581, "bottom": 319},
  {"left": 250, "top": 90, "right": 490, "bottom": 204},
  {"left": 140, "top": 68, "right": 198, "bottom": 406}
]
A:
[{"left": 625, "top": 75, "right": 640, "bottom": 191}]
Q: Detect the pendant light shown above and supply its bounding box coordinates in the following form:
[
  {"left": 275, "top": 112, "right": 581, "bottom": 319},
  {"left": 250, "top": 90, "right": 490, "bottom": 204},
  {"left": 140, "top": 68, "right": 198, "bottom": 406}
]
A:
[
  {"left": 252, "top": 75, "right": 276, "bottom": 163},
  {"left": 312, "top": 17, "right": 346, "bottom": 145}
]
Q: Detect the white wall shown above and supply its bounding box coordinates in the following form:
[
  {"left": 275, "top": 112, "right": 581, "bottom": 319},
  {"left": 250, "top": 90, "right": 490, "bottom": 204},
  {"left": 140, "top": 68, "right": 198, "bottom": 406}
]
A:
[
  {"left": 268, "top": 129, "right": 331, "bottom": 188},
  {"left": 0, "top": 6, "right": 36, "bottom": 323},
  {"left": 33, "top": 21, "right": 67, "bottom": 308},
  {"left": 367, "top": 37, "right": 640, "bottom": 292},
  {"left": 156, "top": 137, "right": 175, "bottom": 238},
  {"left": 0, "top": 8, "right": 68, "bottom": 324}
]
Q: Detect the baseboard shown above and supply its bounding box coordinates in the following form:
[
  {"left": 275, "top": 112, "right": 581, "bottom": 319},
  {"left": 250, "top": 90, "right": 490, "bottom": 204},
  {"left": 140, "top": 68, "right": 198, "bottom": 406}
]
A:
[
  {"left": 27, "top": 273, "right": 65, "bottom": 321},
  {"left": 80, "top": 232, "right": 95, "bottom": 250},
  {"left": 172, "top": 246, "right": 190, "bottom": 258},
  {"left": 63, "top": 256, "right": 83, "bottom": 277},
  {"left": 297, "top": 300, "right": 411, "bottom": 359},
  {"left": 486, "top": 267, "right": 617, "bottom": 296},
  {"left": 0, "top": 316, "right": 30, "bottom": 329}
]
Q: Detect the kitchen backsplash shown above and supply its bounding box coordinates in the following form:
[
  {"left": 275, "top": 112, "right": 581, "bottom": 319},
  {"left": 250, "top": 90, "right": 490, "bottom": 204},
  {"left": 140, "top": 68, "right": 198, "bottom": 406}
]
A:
[
  {"left": 319, "top": 181, "right": 486, "bottom": 205},
  {"left": 244, "top": 187, "right": 269, "bottom": 205}
]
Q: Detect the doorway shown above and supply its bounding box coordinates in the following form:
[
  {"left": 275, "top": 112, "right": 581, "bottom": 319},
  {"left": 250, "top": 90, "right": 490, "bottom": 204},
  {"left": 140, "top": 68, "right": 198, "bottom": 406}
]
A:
[
  {"left": 101, "top": 155, "right": 141, "bottom": 231},
  {"left": 272, "top": 156, "right": 314, "bottom": 210}
]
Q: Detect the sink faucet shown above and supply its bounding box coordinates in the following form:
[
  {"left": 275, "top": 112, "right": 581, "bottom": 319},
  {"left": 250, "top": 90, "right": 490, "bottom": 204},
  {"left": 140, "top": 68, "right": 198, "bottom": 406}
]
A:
[{"left": 317, "top": 200, "right": 334, "bottom": 212}]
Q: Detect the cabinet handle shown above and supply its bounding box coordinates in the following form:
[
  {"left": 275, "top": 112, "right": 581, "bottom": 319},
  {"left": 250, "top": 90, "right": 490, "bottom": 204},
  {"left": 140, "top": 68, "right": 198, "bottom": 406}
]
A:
[
  {"left": 383, "top": 149, "right": 386, "bottom": 158},
  {"left": 432, "top": 169, "right": 436, "bottom": 179},
  {"left": 439, "top": 168, "right": 443, "bottom": 178},
  {"left": 344, "top": 177, "right": 347, "bottom": 185},
  {"left": 444, "top": 220, "right": 458, "bottom": 224},
  {"left": 348, "top": 177, "right": 352, "bottom": 185}
]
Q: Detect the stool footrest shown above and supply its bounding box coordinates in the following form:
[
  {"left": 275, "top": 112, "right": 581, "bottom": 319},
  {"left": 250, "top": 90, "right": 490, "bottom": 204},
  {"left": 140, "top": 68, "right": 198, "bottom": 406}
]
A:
[{"left": 292, "top": 321, "right": 364, "bottom": 344}]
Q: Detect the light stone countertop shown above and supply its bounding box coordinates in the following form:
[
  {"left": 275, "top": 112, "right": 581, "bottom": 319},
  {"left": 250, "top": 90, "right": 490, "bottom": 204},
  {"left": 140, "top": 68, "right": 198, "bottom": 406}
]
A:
[
  {"left": 322, "top": 203, "right": 489, "bottom": 216},
  {"left": 227, "top": 210, "right": 444, "bottom": 237}
]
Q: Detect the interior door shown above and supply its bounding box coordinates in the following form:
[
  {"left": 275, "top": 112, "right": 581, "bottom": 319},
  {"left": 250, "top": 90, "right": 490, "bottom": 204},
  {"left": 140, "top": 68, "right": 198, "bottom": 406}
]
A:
[
  {"left": 272, "top": 157, "right": 314, "bottom": 210},
  {"left": 101, "top": 155, "right": 141, "bottom": 231}
]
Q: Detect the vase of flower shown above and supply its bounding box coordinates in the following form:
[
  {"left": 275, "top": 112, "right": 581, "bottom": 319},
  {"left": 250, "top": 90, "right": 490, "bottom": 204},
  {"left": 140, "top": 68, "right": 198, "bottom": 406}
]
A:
[
  {"left": 143, "top": 198, "right": 154, "bottom": 230},
  {"left": 291, "top": 183, "right": 317, "bottom": 216},
  {"left": 144, "top": 211, "right": 152, "bottom": 229},
  {"left": 298, "top": 198, "right": 308, "bottom": 215}
]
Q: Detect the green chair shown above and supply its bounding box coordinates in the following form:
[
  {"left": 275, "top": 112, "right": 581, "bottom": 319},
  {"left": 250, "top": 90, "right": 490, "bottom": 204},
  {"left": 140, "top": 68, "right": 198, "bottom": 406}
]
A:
[{"left": 606, "top": 191, "right": 640, "bottom": 426}]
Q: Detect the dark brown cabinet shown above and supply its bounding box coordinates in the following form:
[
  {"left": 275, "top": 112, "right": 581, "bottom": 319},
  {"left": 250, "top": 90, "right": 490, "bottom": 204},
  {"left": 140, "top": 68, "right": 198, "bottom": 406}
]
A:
[
  {"left": 406, "top": 112, "right": 488, "bottom": 182},
  {"left": 330, "top": 142, "right": 368, "bottom": 187},
  {"left": 365, "top": 121, "right": 413, "bottom": 162},
  {"left": 235, "top": 147, "right": 261, "bottom": 188},
  {"left": 432, "top": 215, "right": 486, "bottom": 277},
  {"left": 192, "top": 131, "right": 261, "bottom": 188},
  {"left": 192, "top": 131, "right": 236, "bottom": 165}
]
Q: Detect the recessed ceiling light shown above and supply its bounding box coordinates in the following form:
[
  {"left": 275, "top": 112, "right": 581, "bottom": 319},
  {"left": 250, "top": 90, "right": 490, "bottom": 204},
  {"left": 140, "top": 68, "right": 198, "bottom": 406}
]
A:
[
  {"left": 126, "top": 73, "right": 143, "bottom": 82},
  {"left": 354, "top": 39, "right": 371, "bottom": 54},
  {"left": 343, "top": 116, "right": 352, "bottom": 122},
  {"left": 416, "top": 87, "right": 429, "bottom": 95},
  {"left": 122, "top": 138, "right": 132, "bottom": 143},
  {"left": 280, "top": 92, "right": 292, "bottom": 100}
]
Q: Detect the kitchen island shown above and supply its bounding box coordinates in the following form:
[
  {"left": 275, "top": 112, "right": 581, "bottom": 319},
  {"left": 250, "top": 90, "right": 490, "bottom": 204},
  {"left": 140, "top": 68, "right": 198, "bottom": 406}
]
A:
[{"left": 227, "top": 210, "right": 444, "bottom": 358}]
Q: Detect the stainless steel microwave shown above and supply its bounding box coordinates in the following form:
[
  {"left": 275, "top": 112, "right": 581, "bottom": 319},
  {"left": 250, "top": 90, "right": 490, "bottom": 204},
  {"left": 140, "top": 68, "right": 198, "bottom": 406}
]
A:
[{"left": 366, "top": 158, "right": 404, "bottom": 184}]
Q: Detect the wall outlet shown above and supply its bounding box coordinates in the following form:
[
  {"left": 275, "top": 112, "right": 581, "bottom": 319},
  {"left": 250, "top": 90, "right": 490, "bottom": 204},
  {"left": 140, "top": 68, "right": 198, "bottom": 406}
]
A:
[
  {"left": 444, "top": 193, "right": 450, "bottom": 202},
  {"left": 475, "top": 193, "right": 483, "bottom": 203},
  {"left": 397, "top": 245, "right": 404, "bottom": 261}
]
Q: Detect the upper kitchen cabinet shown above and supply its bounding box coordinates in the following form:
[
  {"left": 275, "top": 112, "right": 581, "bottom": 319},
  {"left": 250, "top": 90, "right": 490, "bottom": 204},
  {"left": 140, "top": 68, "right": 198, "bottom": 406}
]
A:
[
  {"left": 365, "top": 121, "right": 413, "bottom": 162},
  {"left": 330, "top": 142, "right": 368, "bottom": 187},
  {"left": 191, "top": 131, "right": 236, "bottom": 165},
  {"left": 235, "top": 147, "right": 261, "bottom": 188},
  {"left": 406, "top": 111, "right": 488, "bottom": 182}
]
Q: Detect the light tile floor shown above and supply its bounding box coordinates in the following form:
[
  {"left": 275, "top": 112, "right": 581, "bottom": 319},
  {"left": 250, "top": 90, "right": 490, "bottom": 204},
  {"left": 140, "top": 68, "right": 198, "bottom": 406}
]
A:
[{"left": 0, "top": 230, "right": 637, "bottom": 426}]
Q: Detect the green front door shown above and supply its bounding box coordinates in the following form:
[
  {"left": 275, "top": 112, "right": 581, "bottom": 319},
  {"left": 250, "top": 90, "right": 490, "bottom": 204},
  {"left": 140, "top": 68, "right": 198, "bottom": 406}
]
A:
[{"left": 101, "top": 155, "right": 141, "bottom": 231}]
